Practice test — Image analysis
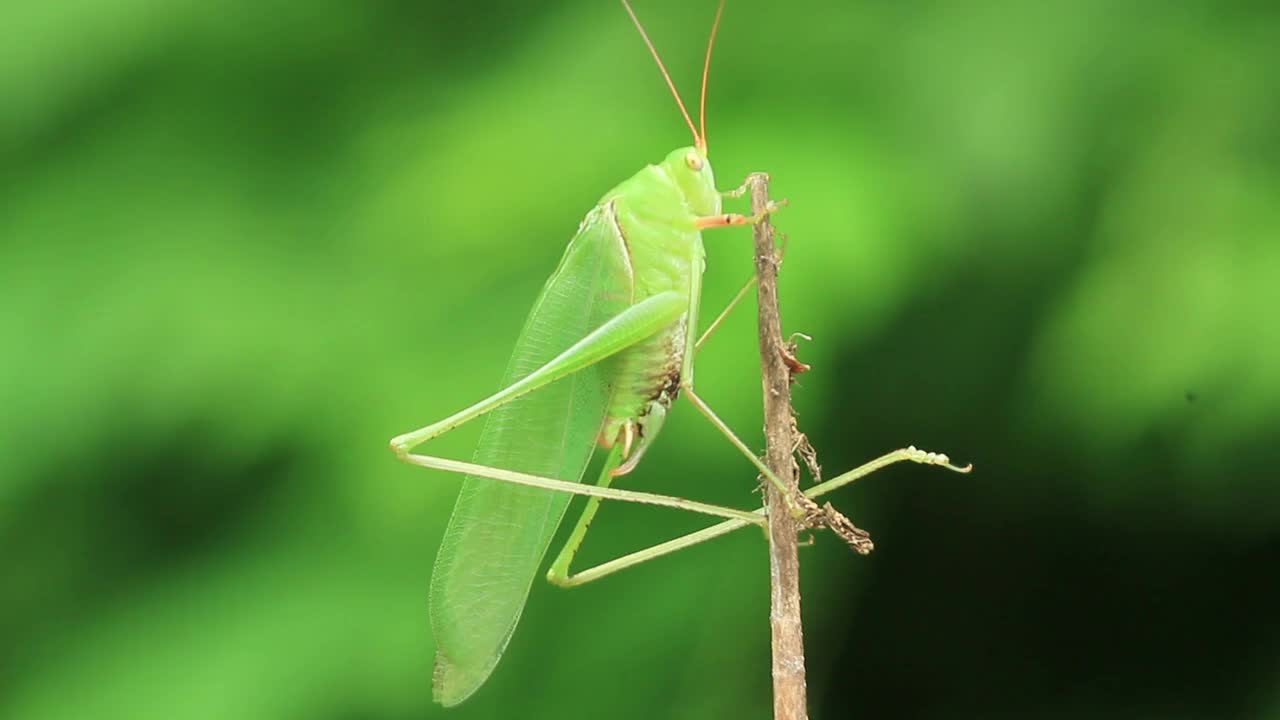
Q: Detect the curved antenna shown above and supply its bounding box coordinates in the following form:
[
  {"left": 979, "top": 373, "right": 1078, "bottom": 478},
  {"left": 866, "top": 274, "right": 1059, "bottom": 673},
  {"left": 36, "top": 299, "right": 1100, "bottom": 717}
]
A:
[
  {"left": 698, "top": 0, "right": 726, "bottom": 153},
  {"left": 621, "top": 0, "right": 702, "bottom": 150}
]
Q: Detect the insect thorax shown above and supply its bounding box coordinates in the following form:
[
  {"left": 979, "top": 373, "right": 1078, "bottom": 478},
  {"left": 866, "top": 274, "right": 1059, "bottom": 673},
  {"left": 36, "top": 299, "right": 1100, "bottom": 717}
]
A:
[{"left": 594, "top": 150, "right": 712, "bottom": 452}]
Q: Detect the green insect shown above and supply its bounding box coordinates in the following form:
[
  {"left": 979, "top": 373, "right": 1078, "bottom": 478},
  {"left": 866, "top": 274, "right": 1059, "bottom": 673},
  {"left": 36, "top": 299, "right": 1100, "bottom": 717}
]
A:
[{"left": 390, "top": 0, "right": 969, "bottom": 706}]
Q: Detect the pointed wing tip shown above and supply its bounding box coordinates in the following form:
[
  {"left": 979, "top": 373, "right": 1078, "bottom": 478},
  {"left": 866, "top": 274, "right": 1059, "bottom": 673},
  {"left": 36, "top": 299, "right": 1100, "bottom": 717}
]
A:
[{"left": 432, "top": 651, "right": 489, "bottom": 708}]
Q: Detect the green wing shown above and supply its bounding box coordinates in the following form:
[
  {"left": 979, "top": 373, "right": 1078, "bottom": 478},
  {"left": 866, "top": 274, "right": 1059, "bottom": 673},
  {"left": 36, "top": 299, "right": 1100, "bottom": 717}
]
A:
[{"left": 430, "top": 202, "right": 633, "bottom": 706}]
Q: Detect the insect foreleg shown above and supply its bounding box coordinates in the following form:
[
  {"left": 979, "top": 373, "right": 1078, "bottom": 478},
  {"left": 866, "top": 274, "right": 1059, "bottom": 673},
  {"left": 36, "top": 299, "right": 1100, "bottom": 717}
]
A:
[
  {"left": 693, "top": 198, "right": 787, "bottom": 229},
  {"left": 720, "top": 171, "right": 771, "bottom": 199}
]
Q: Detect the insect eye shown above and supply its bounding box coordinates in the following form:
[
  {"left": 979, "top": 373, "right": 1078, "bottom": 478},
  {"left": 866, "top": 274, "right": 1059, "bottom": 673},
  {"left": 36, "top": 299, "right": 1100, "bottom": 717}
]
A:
[{"left": 685, "top": 152, "right": 704, "bottom": 171}]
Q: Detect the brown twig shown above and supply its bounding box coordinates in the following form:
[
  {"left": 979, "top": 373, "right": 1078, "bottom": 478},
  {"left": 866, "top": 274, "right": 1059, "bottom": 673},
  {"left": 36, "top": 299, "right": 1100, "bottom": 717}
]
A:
[{"left": 749, "top": 173, "right": 809, "bottom": 720}]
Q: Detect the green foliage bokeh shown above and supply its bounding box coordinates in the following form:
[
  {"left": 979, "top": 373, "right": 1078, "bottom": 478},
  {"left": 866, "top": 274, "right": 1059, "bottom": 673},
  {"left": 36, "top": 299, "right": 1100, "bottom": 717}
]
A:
[{"left": 2, "top": 1, "right": 1278, "bottom": 718}]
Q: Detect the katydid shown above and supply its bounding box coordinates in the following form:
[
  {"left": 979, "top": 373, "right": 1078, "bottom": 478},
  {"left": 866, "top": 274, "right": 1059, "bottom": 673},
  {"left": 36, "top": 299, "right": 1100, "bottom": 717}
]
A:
[{"left": 390, "top": 0, "right": 970, "bottom": 707}]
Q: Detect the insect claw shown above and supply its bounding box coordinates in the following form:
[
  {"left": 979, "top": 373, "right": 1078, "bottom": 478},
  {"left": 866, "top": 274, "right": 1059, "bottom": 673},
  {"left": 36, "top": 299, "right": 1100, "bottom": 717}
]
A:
[
  {"left": 748, "top": 198, "right": 787, "bottom": 224},
  {"left": 721, "top": 172, "right": 771, "bottom": 198},
  {"left": 904, "top": 445, "right": 974, "bottom": 474}
]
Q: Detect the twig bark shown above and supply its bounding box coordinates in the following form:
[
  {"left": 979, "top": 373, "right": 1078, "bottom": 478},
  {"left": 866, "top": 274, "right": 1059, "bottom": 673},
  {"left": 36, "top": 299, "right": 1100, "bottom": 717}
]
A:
[{"left": 750, "top": 173, "right": 809, "bottom": 720}]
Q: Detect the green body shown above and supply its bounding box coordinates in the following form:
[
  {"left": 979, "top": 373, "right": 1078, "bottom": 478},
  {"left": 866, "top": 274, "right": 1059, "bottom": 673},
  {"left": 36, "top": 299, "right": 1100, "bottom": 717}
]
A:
[
  {"left": 389, "top": 0, "right": 970, "bottom": 709},
  {"left": 429, "top": 147, "right": 721, "bottom": 705},
  {"left": 392, "top": 141, "right": 969, "bottom": 707}
]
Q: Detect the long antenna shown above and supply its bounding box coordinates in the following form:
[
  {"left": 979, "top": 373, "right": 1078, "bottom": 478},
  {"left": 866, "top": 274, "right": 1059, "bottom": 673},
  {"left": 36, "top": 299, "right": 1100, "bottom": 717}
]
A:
[
  {"left": 698, "top": 0, "right": 726, "bottom": 153},
  {"left": 621, "top": 0, "right": 702, "bottom": 150}
]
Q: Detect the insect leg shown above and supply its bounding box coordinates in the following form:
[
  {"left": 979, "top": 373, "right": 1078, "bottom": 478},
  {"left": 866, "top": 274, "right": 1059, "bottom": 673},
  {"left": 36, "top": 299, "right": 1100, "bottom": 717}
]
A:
[
  {"left": 695, "top": 272, "right": 756, "bottom": 352},
  {"left": 393, "top": 292, "right": 770, "bottom": 518},
  {"left": 720, "top": 171, "right": 771, "bottom": 199},
  {"left": 545, "top": 444, "right": 627, "bottom": 588},
  {"left": 693, "top": 198, "right": 787, "bottom": 229},
  {"left": 402, "top": 452, "right": 763, "bottom": 523},
  {"left": 696, "top": 225, "right": 796, "bottom": 352},
  {"left": 390, "top": 291, "right": 685, "bottom": 456},
  {"left": 547, "top": 445, "right": 971, "bottom": 587},
  {"left": 680, "top": 386, "right": 803, "bottom": 515},
  {"left": 807, "top": 445, "right": 972, "bottom": 496},
  {"left": 549, "top": 509, "right": 756, "bottom": 588}
]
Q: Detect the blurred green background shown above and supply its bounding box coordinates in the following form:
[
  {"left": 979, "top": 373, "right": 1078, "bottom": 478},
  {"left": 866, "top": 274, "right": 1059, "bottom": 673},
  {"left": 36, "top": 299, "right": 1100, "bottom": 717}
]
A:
[{"left": 3, "top": 0, "right": 1278, "bottom": 718}]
